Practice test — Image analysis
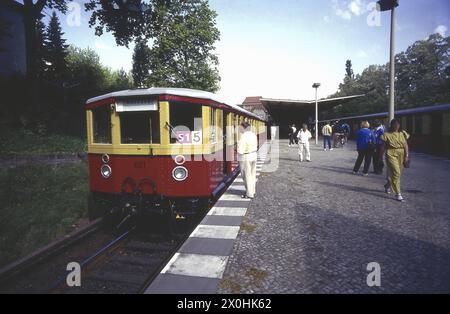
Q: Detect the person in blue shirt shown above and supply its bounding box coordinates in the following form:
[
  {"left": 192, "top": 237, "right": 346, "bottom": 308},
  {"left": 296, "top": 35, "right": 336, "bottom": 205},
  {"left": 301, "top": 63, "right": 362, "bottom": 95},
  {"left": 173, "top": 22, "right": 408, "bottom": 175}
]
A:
[
  {"left": 371, "top": 120, "right": 385, "bottom": 174},
  {"left": 353, "top": 120, "right": 374, "bottom": 176}
]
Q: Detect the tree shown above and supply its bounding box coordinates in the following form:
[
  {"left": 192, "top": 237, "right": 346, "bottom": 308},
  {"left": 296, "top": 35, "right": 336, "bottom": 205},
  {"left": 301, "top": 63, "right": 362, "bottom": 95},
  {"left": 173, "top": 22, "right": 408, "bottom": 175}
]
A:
[
  {"left": 85, "top": 0, "right": 162, "bottom": 47},
  {"left": 146, "top": 0, "right": 221, "bottom": 92},
  {"left": 112, "top": 68, "right": 133, "bottom": 90},
  {"left": 325, "top": 34, "right": 450, "bottom": 120},
  {"left": 395, "top": 34, "right": 450, "bottom": 108},
  {"left": 19, "top": 0, "right": 68, "bottom": 114},
  {"left": 35, "top": 16, "right": 47, "bottom": 79},
  {"left": 345, "top": 60, "right": 354, "bottom": 80},
  {"left": 87, "top": 0, "right": 221, "bottom": 91},
  {"left": 132, "top": 40, "right": 151, "bottom": 87},
  {"left": 44, "top": 11, "right": 68, "bottom": 81}
]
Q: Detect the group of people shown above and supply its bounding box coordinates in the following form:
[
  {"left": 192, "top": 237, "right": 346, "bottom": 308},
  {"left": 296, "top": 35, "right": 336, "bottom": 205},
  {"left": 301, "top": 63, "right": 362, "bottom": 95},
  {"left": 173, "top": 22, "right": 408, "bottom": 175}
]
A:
[
  {"left": 238, "top": 118, "right": 410, "bottom": 203},
  {"left": 288, "top": 124, "right": 313, "bottom": 162},
  {"left": 321, "top": 121, "right": 351, "bottom": 151},
  {"left": 353, "top": 119, "right": 410, "bottom": 202}
]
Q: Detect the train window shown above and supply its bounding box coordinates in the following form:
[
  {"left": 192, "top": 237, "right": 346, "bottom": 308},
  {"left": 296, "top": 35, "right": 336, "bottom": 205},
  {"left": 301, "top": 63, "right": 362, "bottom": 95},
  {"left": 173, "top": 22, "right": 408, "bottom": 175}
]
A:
[
  {"left": 120, "top": 111, "right": 160, "bottom": 144},
  {"left": 169, "top": 103, "right": 202, "bottom": 144},
  {"left": 92, "top": 106, "right": 111, "bottom": 144}
]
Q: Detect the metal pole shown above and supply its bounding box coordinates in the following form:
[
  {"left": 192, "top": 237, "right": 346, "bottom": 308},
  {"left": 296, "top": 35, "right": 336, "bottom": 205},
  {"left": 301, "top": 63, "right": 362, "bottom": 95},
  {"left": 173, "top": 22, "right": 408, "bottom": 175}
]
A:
[
  {"left": 315, "top": 88, "right": 318, "bottom": 145},
  {"left": 388, "top": 6, "right": 396, "bottom": 122}
]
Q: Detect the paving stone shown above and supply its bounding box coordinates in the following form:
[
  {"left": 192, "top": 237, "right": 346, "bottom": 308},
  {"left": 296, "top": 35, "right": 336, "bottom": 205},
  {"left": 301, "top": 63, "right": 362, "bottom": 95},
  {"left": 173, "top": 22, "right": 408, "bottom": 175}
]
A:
[{"left": 218, "top": 140, "right": 450, "bottom": 294}]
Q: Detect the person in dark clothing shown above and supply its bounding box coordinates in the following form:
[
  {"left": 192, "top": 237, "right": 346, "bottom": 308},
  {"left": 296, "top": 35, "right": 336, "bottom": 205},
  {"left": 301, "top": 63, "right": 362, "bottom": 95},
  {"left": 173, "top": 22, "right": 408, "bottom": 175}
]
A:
[
  {"left": 353, "top": 121, "right": 374, "bottom": 176},
  {"left": 288, "top": 124, "right": 297, "bottom": 147},
  {"left": 372, "top": 119, "right": 385, "bottom": 174}
]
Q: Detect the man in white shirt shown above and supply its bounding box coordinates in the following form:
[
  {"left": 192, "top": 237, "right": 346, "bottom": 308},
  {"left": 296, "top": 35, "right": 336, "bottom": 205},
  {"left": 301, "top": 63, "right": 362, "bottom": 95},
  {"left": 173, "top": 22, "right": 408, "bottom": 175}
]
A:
[
  {"left": 237, "top": 121, "right": 258, "bottom": 199},
  {"left": 297, "top": 124, "right": 312, "bottom": 162}
]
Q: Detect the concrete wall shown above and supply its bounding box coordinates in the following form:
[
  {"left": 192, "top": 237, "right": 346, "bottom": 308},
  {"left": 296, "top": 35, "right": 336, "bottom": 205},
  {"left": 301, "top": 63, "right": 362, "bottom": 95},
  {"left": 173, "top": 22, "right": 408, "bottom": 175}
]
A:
[{"left": 0, "top": 2, "right": 26, "bottom": 77}]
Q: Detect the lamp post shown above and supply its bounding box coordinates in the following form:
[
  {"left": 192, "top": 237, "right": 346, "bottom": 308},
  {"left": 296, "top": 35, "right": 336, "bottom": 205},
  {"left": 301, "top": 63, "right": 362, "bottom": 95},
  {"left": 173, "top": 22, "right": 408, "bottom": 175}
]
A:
[
  {"left": 312, "top": 83, "right": 321, "bottom": 145},
  {"left": 377, "top": 0, "right": 399, "bottom": 122}
]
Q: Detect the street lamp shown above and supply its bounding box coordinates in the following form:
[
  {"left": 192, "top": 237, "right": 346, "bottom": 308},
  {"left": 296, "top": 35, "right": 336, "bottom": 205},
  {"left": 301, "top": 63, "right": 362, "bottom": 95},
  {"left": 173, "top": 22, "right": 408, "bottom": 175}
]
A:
[
  {"left": 312, "top": 83, "right": 321, "bottom": 145},
  {"left": 377, "top": 0, "right": 399, "bottom": 122}
]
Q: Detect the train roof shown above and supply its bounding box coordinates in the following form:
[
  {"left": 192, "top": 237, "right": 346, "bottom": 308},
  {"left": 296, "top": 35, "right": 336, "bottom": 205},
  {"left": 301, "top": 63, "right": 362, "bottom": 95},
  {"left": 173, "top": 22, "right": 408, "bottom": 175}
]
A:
[
  {"left": 86, "top": 87, "right": 266, "bottom": 121},
  {"left": 320, "top": 103, "right": 450, "bottom": 122}
]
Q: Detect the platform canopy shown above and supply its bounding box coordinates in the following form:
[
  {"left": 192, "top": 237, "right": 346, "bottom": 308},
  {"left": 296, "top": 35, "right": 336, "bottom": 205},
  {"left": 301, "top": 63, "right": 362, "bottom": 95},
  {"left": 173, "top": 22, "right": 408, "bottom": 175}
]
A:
[
  {"left": 259, "top": 94, "right": 365, "bottom": 112},
  {"left": 241, "top": 94, "right": 365, "bottom": 138}
]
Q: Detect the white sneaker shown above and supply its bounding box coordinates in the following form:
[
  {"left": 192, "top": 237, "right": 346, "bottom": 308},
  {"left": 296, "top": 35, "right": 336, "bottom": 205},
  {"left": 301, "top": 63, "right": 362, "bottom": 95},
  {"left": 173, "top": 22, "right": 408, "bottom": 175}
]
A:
[
  {"left": 395, "top": 194, "right": 405, "bottom": 202},
  {"left": 330, "top": 148, "right": 334, "bottom": 151}
]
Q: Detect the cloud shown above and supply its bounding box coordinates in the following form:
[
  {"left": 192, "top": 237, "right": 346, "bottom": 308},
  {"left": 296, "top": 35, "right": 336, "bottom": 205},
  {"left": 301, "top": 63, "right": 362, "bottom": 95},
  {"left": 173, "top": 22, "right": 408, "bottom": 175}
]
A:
[
  {"left": 323, "top": 15, "right": 331, "bottom": 23},
  {"left": 94, "top": 41, "right": 112, "bottom": 50},
  {"left": 356, "top": 50, "right": 368, "bottom": 58},
  {"left": 332, "top": 0, "right": 367, "bottom": 20},
  {"left": 336, "top": 8, "right": 352, "bottom": 20},
  {"left": 349, "top": 0, "right": 364, "bottom": 16},
  {"left": 434, "top": 25, "right": 448, "bottom": 37}
]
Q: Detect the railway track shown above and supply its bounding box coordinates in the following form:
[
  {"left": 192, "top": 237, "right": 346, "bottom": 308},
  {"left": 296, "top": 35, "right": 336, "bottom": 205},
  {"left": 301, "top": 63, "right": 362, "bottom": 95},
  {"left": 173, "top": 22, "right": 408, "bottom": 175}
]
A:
[
  {"left": 0, "top": 170, "right": 236, "bottom": 294},
  {"left": 53, "top": 228, "right": 183, "bottom": 294},
  {"left": 0, "top": 216, "right": 194, "bottom": 294}
]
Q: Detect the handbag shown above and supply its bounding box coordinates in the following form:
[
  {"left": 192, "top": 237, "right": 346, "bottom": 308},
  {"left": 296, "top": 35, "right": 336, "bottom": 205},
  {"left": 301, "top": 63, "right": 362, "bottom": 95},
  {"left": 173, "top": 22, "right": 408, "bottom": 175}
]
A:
[{"left": 404, "top": 158, "right": 410, "bottom": 168}]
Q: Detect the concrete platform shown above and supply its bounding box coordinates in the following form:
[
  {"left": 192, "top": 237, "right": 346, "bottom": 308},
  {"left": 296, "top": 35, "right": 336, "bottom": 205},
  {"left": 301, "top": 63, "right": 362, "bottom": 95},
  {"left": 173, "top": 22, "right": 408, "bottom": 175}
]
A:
[
  {"left": 146, "top": 139, "right": 450, "bottom": 293},
  {"left": 145, "top": 143, "right": 269, "bottom": 294},
  {"left": 218, "top": 140, "right": 450, "bottom": 294}
]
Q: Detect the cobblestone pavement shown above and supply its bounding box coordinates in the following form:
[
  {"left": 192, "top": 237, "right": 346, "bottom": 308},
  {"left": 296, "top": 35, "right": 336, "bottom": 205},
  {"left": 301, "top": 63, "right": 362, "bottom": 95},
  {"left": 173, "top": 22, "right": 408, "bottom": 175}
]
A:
[{"left": 218, "top": 140, "right": 450, "bottom": 293}]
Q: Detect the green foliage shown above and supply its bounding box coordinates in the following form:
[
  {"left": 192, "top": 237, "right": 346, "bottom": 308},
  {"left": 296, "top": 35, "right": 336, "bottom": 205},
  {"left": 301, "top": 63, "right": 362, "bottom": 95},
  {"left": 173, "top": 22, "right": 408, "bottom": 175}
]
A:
[
  {"left": 325, "top": 34, "right": 450, "bottom": 119},
  {"left": 65, "top": 45, "right": 110, "bottom": 95},
  {"left": 90, "top": 0, "right": 221, "bottom": 92},
  {"left": 85, "top": 0, "right": 161, "bottom": 47},
  {"left": 35, "top": 16, "right": 47, "bottom": 80},
  {"left": 395, "top": 34, "right": 450, "bottom": 108},
  {"left": 132, "top": 39, "right": 152, "bottom": 87},
  {"left": 65, "top": 46, "right": 133, "bottom": 96},
  {"left": 0, "top": 162, "right": 89, "bottom": 267},
  {"left": 111, "top": 68, "right": 134, "bottom": 90},
  {"left": 0, "top": 128, "right": 86, "bottom": 155},
  {"left": 145, "top": 0, "right": 221, "bottom": 92}
]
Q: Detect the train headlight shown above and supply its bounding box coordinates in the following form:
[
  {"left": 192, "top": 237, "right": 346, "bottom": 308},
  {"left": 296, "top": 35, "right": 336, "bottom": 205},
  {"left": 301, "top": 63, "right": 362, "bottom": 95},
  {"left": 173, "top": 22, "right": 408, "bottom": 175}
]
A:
[
  {"left": 101, "top": 154, "right": 110, "bottom": 163},
  {"left": 172, "top": 166, "right": 188, "bottom": 181},
  {"left": 101, "top": 165, "right": 112, "bottom": 178},
  {"left": 174, "top": 155, "right": 186, "bottom": 165}
]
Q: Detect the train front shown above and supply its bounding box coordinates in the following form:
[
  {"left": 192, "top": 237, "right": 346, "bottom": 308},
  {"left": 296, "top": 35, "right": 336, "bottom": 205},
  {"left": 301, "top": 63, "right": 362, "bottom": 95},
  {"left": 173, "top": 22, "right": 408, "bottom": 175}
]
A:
[
  {"left": 85, "top": 91, "right": 214, "bottom": 227},
  {"left": 84, "top": 88, "right": 266, "bottom": 230}
]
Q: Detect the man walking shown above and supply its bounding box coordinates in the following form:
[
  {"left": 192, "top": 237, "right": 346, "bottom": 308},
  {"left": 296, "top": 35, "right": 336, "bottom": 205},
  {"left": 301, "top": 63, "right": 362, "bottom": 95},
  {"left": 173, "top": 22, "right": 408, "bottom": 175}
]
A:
[
  {"left": 238, "top": 121, "right": 258, "bottom": 199},
  {"left": 297, "top": 124, "right": 312, "bottom": 162},
  {"left": 322, "top": 121, "right": 333, "bottom": 151}
]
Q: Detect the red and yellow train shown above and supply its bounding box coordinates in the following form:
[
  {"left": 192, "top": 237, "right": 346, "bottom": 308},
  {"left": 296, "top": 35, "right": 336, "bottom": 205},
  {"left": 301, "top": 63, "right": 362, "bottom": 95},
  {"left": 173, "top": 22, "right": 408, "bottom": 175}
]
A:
[{"left": 85, "top": 88, "right": 267, "bottom": 226}]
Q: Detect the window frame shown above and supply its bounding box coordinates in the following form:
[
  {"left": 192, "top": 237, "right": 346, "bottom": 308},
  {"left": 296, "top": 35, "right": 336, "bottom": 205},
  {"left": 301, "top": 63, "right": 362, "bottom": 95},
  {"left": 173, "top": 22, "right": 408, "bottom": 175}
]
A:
[
  {"left": 118, "top": 110, "right": 161, "bottom": 144},
  {"left": 91, "top": 105, "right": 112, "bottom": 144}
]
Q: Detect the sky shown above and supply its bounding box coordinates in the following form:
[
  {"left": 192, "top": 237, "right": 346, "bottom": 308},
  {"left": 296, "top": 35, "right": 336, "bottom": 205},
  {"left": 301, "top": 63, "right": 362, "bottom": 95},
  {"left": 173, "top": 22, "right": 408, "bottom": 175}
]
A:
[{"left": 41, "top": 0, "right": 450, "bottom": 105}]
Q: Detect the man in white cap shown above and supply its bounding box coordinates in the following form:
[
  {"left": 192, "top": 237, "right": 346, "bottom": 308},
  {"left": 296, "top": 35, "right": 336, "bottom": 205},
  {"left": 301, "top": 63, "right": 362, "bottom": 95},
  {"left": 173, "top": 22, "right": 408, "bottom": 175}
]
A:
[
  {"left": 237, "top": 121, "right": 258, "bottom": 199},
  {"left": 297, "top": 123, "right": 312, "bottom": 162}
]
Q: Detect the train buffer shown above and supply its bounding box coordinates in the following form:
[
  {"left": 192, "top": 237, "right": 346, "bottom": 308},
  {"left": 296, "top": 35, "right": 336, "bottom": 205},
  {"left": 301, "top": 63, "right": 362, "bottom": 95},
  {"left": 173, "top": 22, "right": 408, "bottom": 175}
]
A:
[{"left": 146, "top": 139, "right": 450, "bottom": 294}]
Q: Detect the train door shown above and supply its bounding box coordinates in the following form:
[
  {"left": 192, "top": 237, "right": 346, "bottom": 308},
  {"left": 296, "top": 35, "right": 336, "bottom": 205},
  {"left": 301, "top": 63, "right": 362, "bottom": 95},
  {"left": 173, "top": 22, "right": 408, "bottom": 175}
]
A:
[{"left": 223, "top": 111, "right": 228, "bottom": 174}]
